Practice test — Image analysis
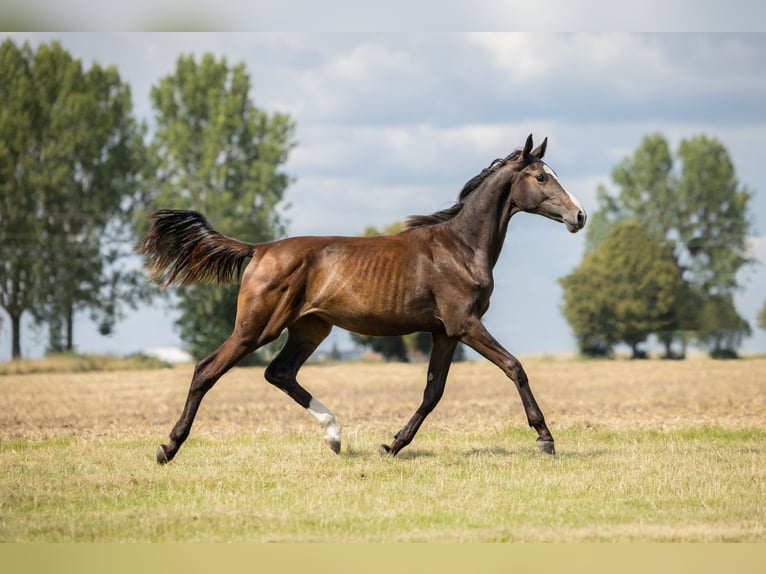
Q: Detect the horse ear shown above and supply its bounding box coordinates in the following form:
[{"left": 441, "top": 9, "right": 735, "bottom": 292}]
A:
[
  {"left": 522, "top": 134, "right": 534, "bottom": 160},
  {"left": 532, "top": 137, "right": 547, "bottom": 159}
]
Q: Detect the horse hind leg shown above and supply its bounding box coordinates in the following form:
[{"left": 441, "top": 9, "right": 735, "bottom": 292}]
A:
[
  {"left": 157, "top": 330, "right": 262, "bottom": 464},
  {"left": 263, "top": 315, "right": 340, "bottom": 453},
  {"left": 157, "top": 287, "right": 295, "bottom": 464}
]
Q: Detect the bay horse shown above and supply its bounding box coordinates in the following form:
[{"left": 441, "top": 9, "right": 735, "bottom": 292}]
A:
[{"left": 137, "top": 134, "right": 586, "bottom": 464}]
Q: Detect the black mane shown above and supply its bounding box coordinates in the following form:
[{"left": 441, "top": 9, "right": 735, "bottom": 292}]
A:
[{"left": 404, "top": 149, "right": 523, "bottom": 229}]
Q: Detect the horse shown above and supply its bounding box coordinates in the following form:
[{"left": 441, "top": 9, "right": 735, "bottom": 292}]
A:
[{"left": 137, "top": 134, "right": 586, "bottom": 464}]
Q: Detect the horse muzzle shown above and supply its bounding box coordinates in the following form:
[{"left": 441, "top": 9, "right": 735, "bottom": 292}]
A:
[{"left": 565, "top": 209, "right": 587, "bottom": 233}]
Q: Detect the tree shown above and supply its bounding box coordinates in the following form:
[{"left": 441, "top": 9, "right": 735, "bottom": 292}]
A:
[
  {"left": 584, "top": 133, "right": 753, "bottom": 356},
  {"left": 585, "top": 133, "right": 675, "bottom": 254},
  {"left": 0, "top": 39, "right": 42, "bottom": 358},
  {"left": 697, "top": 294, "right": 751, "bottom": 358},
  {"left": 759, "top": 300, "right": 766, "bottom": 333},
  {"left": 558, "top": 254, "right": 618, "bottom": 357},
  {"left": 145, "top": 53, "right": 294, "bottom": 362},
  {"left": 560, "top": 220, "right": 686, "bottom": 358},
  {"left": 352, "top": 334, "right": 410, "bottom": 362},
  {"left": 675, "top": 135, "right": 752, "bottom": 298},
  {"left": 0, "top": 39, "right": 147, "bottom": 358}
]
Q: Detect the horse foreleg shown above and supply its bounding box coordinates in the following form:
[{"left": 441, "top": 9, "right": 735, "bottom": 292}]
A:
[
  {"left": 264, "top": 315, "right": 340, "bottom": 453},
  {"left": 380, "top": 331, "right": 458, "bottom": 456},
  {"left": 157, "top": 333, "right": 258, "bottom": 464},
  {"left": 460, "top": 320, "right": 555, "bottom": 454}
]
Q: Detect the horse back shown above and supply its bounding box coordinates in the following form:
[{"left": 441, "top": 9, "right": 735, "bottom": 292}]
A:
[{"left": 242, "top": 231, "right": 441, "bottom": 336}]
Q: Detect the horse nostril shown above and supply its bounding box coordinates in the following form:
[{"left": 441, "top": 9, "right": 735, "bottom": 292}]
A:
[{"left": 577, "top": 210, "right": 586, "bottom": 227}]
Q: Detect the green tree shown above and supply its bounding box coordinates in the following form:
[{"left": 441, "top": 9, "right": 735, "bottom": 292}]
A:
[
  {"left": 352, "top": 334, "right": 410, "bottom": 362},
  {"left": 675, "top": 135, "right": 752, "bottom": 298},
  {"left": 0, "top": 40, "right": 42, "bottom": 358},
  {"left": 697, "top": 294, "right": 751, "bottom": 358},
  {"left": 585, "top": 133, "right": 753, "bottom": 356},
  {"left": 561, "top": 221, "right": 686, "bottom": 358},
  {"left": 145, "top": 53, "right": 294, "bottom": 362},
  {"left": 758, "top": 300, "right": 766, "bottom": 334},
  {"left": 585, "top": 134, "right": 675, "bottom": 254},
  {"left": 0, "top": 39, "right": 147, "bottom": 358},
  {"left": 558, "top": 254, "right": 618, "bottom": 357}
]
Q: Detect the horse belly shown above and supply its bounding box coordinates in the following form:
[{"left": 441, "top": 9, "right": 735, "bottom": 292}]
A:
[
  {"left": 305, "top": 251, "right": 437, "bottom": 336},
  {"left": 321, "top": 306, "right": 438, "bottom": 337}
]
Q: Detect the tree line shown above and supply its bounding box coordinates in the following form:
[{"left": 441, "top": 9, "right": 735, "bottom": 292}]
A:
[
  {"left": 1, "top": 39, "right": 763, "bottom": 361},
  {"left": 559, "top": 134, "right": 756, "bottom": 358},
  {"left": 1, "top": 39, "right": 292, "bottom": 360}
]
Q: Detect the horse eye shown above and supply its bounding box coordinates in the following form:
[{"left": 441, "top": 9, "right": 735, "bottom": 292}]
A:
[{"left": 535, "top": 174, "right": 545, "bottom": 183}]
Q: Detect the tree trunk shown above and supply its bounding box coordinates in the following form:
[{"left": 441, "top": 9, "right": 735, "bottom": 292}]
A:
[
  {"left": 66, "top": 304, "right": 74, "bottom": 352},
  {"left": 10, "top": 310, "right": 22, "bottom": 359},
  {"left": 630, "top": 342, "right": 647, "bottom": 359}
]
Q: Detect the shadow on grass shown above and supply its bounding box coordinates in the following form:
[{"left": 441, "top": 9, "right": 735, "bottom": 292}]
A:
[
  {"left": 341, "top": 446, "right": 437, "bottom": 461},
  {"left": 464, "top": 446, "right": 516, "bottom": 457},
  {"left": 342, "top": 443, "right": 611, "bottom": 462},
  {"left": 394, "top": 449, "right": 436, "bottom": 461},
  {"left": 463, "top": 446, "right": 610, "bottom": 459},
  {"left": 553, "top": 448, "right": 610, "bottom": 459}
]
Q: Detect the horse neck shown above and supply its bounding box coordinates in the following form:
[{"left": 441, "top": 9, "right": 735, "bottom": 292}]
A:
[{"left": 448, "top": 168, "right": 518, "bottom": 270}]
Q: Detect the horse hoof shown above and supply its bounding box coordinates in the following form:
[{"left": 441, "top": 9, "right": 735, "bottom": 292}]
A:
[
  {"left": 156, "top": 444, "right": 170, "bottom": 465},
  {"left": 537, "top": 440, "right": 556, "bottom": 455},
  {"left": 379, "top": 444, "right": 393, "bottom": 456},
  {"left": 325, "top": 437, "right": 341, "bottom": 454}
]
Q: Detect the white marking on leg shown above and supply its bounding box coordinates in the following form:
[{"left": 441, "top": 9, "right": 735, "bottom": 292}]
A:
[{"left": 308, "top": 397, "right": 341, "bottom": 451}]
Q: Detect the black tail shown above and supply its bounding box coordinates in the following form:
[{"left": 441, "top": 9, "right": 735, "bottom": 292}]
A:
[{"left": 136, "top": 210, "right": 256, "bottom": 288}]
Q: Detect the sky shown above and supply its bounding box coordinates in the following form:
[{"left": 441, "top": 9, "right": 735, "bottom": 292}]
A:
[{"left": 2, "top": 31, "right": 766, "bottom": 361}]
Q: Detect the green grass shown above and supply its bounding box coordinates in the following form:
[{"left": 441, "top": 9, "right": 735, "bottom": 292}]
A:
[{"left": 2, "top": 426, "right": 763, "bottom": 542}]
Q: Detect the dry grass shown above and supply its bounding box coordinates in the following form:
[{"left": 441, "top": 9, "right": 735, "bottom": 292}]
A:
[
  {"left": 1, "top": 356, "right": 764, "bottom": 542},
  {"left": 2, "top": 356, "right": 763, "bottom": 442},
  {"left": 0, "top": 353, "right": 170, "bottom": 376}
]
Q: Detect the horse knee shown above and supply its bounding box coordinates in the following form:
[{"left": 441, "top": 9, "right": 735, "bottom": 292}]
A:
[
  {"left": 188, "top": 358, "right": 217, "bottom": 395},
  {"left": 264, "top": 362, "right": 291, "bottom": 387},
  {"left": 503, "top": 358, "right": 528, "bottom": 387},
  {"left": 264, "top": 362, "right": 312, "bottom": 407}
]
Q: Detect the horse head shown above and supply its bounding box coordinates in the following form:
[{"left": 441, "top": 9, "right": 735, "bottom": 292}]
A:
[{"left": 511, "top": 134, "right": 586, "bottom": 233}]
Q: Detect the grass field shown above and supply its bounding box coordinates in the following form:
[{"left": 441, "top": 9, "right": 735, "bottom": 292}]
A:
[{"left": 1, "top": 357, "right": 764, "bottom": 542}]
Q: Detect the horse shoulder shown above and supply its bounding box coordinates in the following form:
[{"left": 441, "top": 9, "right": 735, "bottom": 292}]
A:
[{"left": 425, "top": 231, "right": 496, "bottom": 336}]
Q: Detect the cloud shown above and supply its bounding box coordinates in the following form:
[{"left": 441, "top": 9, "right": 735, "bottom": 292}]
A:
[
  {"left": 19, "top": 33, "right": 766, "bottom": 131},
  {"left": 5, "top": 1, "right": 766, "bottom": 32},
  {"left": 289, "top": 123, "right": 543, "bottom": 185},
  {"left": 266, "top": 39, "right": 430, "bottom": 122},
  {"left": 283, "top": 123, "right": 584, "bottom": 238},
  {"left": 281, "top": 176, "right": 445, "bottom": 236},
  {"left": 463, "top": 34, "right": 766, "bottom": 124},
  {"left": 479, "top": 1, "right": 766, "bottom": 32},
  {"left": 210, "top": 33, "right": 766, "bottom": 134}
]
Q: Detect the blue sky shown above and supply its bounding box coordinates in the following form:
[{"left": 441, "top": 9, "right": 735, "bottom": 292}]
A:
[{"left": 2, "top": 32, "right": 766, "bottom": 360}]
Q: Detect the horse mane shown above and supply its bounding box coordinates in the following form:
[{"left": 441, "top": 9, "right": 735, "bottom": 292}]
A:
[{"left": 404, "top": 149, "right": 525, "bottom": 229}]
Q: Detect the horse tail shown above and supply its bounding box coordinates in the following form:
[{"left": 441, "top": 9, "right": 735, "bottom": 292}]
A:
[{"left": 136, "top": 210, "right": 257, "bottom": 288}]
